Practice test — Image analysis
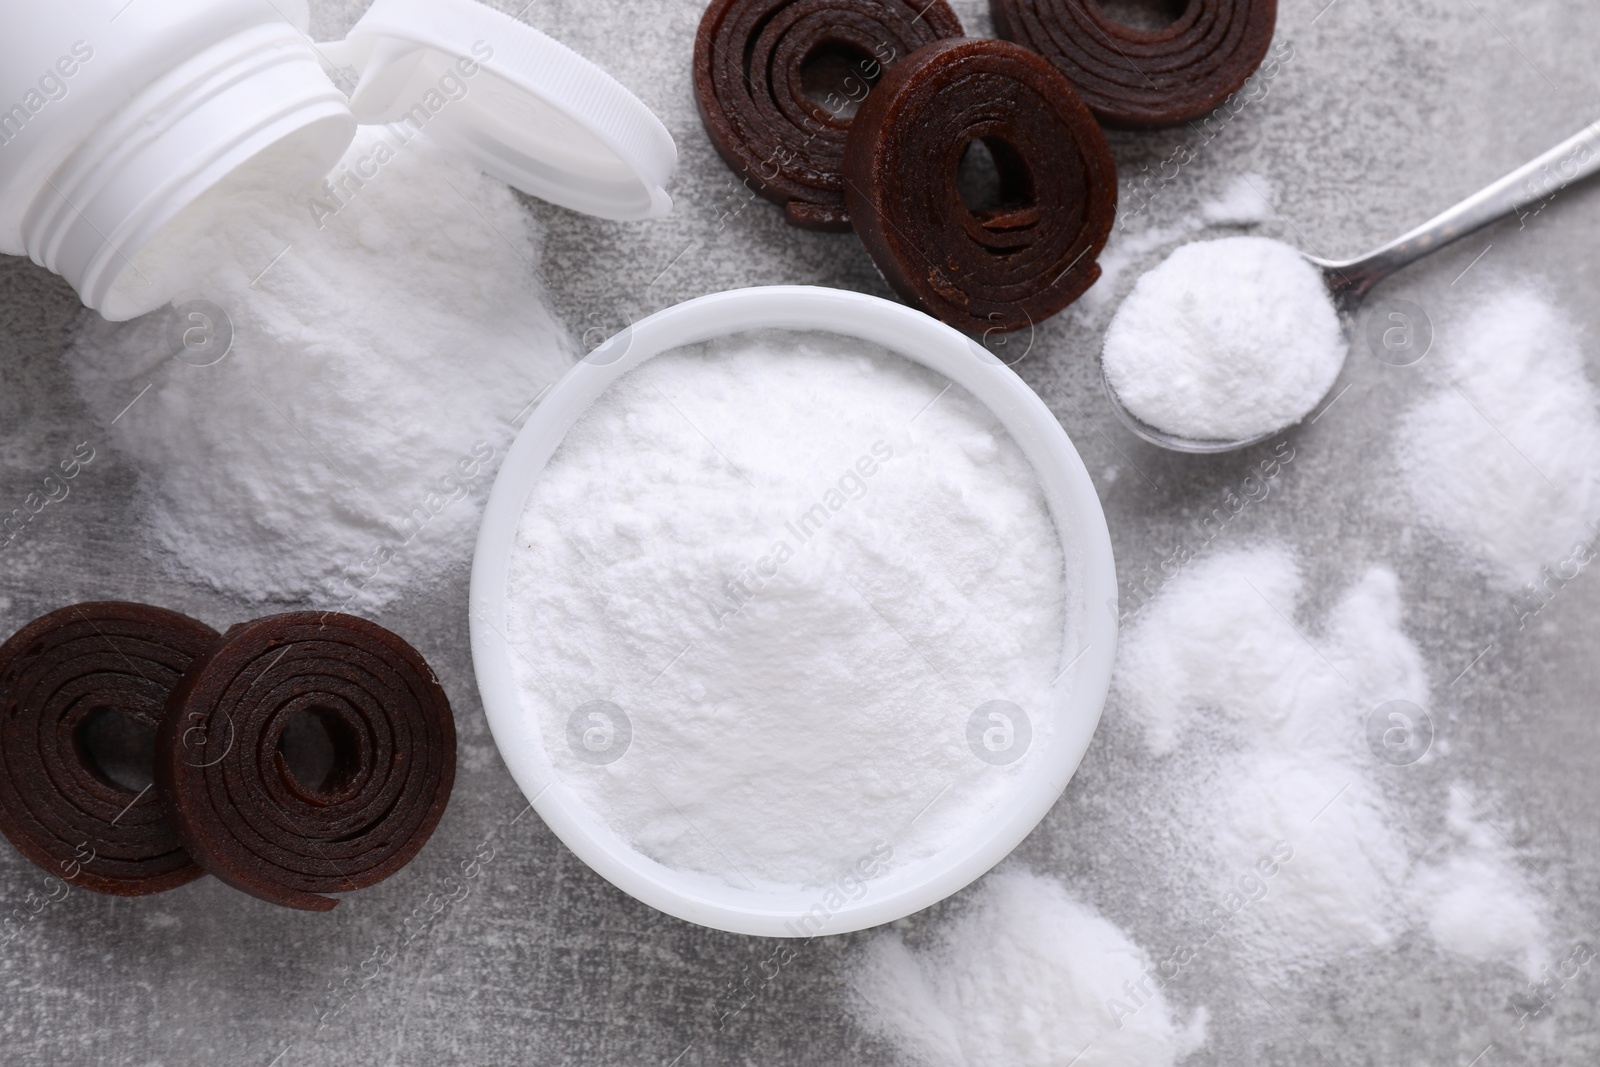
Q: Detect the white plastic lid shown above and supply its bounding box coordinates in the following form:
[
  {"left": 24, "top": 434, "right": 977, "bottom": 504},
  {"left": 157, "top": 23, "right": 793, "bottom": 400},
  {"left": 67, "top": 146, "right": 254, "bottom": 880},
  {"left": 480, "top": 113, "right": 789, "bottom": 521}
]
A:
[{"left": 331, "top": 0, "right": 675, "bottom": 220}]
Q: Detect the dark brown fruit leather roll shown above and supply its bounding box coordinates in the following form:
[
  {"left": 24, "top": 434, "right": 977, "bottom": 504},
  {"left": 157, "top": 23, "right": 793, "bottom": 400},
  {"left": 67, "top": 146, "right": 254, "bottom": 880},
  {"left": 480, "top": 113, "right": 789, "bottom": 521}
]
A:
[
  {"left": 694, "top": 0, "right": 964, "bottom": 231},
  {"left": 991, "top": 0, "right": 1278, "bottom": 129},
  {"left": 0, "top": 602, "right": 216, "bottom": 895},
  {"left": 155, "top": 613, "right": 455, "bottom": 912},
  {"left": 842, "top": 37, "right": 1117, "bottom": 334}
]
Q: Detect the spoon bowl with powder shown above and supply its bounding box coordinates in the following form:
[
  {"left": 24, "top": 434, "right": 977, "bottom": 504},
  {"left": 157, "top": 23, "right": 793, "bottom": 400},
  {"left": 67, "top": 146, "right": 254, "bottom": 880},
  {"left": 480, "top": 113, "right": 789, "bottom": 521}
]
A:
[{"left": 1102, "top": 117, "right": 1600, "bottom": 454}]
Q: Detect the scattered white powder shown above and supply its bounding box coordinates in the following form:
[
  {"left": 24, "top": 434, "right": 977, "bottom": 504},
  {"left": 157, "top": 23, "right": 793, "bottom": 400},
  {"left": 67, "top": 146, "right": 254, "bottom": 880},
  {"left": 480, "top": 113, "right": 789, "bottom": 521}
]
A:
[
  {"left": 1115, "top": 544, "right": 1551, "bottom": 972},
  {"left": 1077, "top": 174, "right": 1274, "bottom": 320},
  {"left": 1120, "top": 548, "right": 1419, "bottom": 956},
  {"left": 506, "top": 332, "right": 1070, "bottom": 889},
  {"left": 1395, "top": 284, "right": 1600, "bottom": 590},
  {"left": 851, "top": 869, "right": 1207, "bottom": 1067},
  {"left": 1211, "top": 748, "right": 1412, "bottom": 956},
  {"left": 1114, "top": 544, "right": 1313, "bottom": 756},
  {"left": 1076, "top": 219, "right": 1201, "bottom": 318},
  {"left": 1116, "top": 546, "right": 1427, "bottom": 756},
  {"left": 1200, "top": 173, "right": 1275, "bottom": 226},
  {"left": 67, "top": 126, "right": 573, "bottom": 607},
  {"left": 1416, "top": 787, "right": 1550, "bottom": 979},
  {"left": 1102, "top": 237, "right": 1345, "bottom": 441}
]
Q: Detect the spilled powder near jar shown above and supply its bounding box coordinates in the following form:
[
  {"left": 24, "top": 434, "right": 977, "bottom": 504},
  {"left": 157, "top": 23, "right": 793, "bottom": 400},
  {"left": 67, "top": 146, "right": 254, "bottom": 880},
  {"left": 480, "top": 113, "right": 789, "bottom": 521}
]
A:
[
  {"left": 505, "top": 330, "right": 1073, "bottom": 890},
  {"left": 68, "top": 126, "right": 573, "bottom": 608}
]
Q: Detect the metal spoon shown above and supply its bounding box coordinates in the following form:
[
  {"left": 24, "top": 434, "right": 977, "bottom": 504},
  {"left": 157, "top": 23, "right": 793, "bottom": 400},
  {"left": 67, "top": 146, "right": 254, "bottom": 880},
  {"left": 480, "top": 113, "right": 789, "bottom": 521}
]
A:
[{"left": 1103, "top": 117, "right": 1600, "bottom": 454}]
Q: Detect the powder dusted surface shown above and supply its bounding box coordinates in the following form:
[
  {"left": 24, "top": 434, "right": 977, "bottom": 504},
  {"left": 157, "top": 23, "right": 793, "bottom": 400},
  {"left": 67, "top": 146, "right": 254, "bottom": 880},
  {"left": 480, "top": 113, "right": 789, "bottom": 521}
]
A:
[
  {"left": 1394, "top": 285, "right": 1600, "bottom": 590},
  {"left": 505, "top": 332, "right": 1071, "bottom": 889},
  {"left": 1200, "top": 173, "right": 1276, "bottom": 226},
  {"left": 1102, "top": 237, "right": 1344, "bottom": 441},
  {"left": 67, "top": 127, "right": 574, "bottom": 608},
  {"left": 851, "top": 869, "right": 1207, "bottom": 1067}
]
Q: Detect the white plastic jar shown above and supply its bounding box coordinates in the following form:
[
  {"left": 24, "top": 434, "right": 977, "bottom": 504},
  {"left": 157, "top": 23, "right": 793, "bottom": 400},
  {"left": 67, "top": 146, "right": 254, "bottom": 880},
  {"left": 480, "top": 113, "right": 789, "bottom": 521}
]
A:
[{"left": 0, "top": 0, "right": 675, "bottom": 320}]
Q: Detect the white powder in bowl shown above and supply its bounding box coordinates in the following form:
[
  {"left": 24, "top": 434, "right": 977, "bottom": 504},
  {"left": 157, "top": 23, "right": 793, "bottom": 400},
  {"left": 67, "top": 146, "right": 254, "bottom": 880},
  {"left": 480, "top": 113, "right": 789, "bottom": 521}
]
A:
[
  {"left": 851, "top": 868, "right": 1207, "bottom": 1067},
  {"left": 68, "top": 126, "right": 573, "bottom": 607},
  {"left": 1102, "top": 237, "right": 1345, "bottom": 441},
  {"left": 505, "top": 331, "right": 1071, "bottom": 889}
]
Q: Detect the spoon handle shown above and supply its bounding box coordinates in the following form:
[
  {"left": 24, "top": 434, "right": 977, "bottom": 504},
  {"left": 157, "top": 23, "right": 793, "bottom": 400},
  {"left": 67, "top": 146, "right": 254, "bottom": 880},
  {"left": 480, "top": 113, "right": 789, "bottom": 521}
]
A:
[{"left": 1312, "top": 118, "right": 1600, "bottom": 307}]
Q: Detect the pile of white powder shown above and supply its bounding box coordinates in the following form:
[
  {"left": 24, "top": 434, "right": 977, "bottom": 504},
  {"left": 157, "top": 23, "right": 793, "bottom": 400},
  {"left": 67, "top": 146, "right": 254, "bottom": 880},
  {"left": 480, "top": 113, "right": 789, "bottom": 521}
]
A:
[
  {"left": 1102, "top": 237, "right": 1345, "bottom": 441},
  {"left": 505, "top": 331, "right": 1071, "bottom": 889},
  {"left": 852, "top": 869, "right": 1207, "bottom": 1067},
  {"left": 68, "top": 126, "right": 573, "bottom": 607},
  {"left": 1395, "top": 283, "right": 1600, "bottom": 590},
  {"left": 1115, "top": 543, "right": 1549, "bottom": 973}
]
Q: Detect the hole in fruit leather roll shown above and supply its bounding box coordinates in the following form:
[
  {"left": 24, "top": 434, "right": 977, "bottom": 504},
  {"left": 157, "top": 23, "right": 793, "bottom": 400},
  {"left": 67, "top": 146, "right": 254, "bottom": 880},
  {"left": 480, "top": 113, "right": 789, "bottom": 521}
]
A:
[
  {"left": 155, "top": 612, "right": 455, "bottom": 912},
  {"left": 799, "top": 40, "right": 883, "bottom": 119},
  {"left": 991, "top": 0, "right": 1277, "bottom": 129},
  {"left": 955, "top": 137, "right": 1037, "bottom": 223},
  {"left": 0, "top": 602, "right": 217, "bottom": 896},
  {"left": 79, "top": 705, "right": 158, "bottom": 793},
  {"left": 694, "top": 0, "right": 965, "bottom": 232},
  {"left": 843, "top": 37, "right": 1117, "bottom": 334},
  {"left": 277, "top": 705, "right": 362, "bottom": 799}
]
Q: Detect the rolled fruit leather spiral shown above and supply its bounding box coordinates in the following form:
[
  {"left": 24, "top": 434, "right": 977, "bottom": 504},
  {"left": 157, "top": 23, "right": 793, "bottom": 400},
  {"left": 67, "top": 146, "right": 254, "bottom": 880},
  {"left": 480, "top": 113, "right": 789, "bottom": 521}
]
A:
[
  {"left": 0, "top": 602, "right": 216, "bottom": 895},
  {"left": 694, "top": 0, "right": 965, "bottom": 231},
  {"left": 991, "top": 0, "right": 1278, "bottom": 129},
  {"left": 155, "top": 612, "right": 455, "bottom": 912},
  {"left": 843, "top": 36, "right": 1117, "bottom": 334}
]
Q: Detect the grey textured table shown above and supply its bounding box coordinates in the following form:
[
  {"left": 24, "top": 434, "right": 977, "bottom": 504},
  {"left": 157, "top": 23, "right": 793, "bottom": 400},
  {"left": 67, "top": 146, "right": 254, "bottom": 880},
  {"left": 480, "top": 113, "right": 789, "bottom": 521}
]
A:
[{"left": 2, "top": 0, "right": 1599, "bottom": 1064}]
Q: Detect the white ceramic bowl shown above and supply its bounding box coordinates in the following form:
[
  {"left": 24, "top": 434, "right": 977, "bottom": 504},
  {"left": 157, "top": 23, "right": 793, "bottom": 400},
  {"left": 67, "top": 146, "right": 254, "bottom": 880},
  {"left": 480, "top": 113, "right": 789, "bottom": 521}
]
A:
[{"left": 470, "top": 285, "right": 1117, "bottom": 936}]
